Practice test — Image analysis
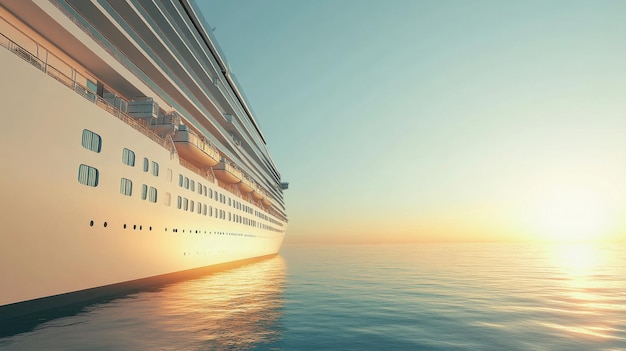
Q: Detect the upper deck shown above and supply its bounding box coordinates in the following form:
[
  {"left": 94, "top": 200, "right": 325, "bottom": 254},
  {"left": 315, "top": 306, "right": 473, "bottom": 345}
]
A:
[{"left": 0, "top": 0, "right": 287, "bottom": 220}]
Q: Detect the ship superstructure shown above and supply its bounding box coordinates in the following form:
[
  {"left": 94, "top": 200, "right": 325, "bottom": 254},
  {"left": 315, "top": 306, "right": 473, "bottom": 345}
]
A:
[{"left": 0, "top": 0, "right": 287, "bottom": 311}]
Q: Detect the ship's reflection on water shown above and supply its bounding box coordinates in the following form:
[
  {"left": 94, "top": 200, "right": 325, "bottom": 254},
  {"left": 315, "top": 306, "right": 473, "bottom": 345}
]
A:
[{"left": 0, "top": 255, "right": 286, "bottom": 350}]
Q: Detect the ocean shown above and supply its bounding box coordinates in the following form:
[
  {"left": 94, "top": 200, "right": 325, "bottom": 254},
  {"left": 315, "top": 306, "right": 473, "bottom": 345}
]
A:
[{"left": 1, "top": 242, "right": 625, "bottom": 350}]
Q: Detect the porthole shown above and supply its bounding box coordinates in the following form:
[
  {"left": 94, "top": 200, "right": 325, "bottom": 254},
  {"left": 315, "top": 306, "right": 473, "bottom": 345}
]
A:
[
  {"left": 104, "top": 222, "right": 108, "bottom": 228},
  {"left": 89, "top": 220, "right": 94, "bottom": 227},
  {"left": 140, "top": 225, "right": 143, "bottom": 230},
  {"left": 123, "top": 224, "right": 127, "bottom": 229},
  {"left": 149, "top": 226, "right": 152, "bottom": 231},
  {"left": 133, "top": 224, "right": 136, "bottom": 230}
]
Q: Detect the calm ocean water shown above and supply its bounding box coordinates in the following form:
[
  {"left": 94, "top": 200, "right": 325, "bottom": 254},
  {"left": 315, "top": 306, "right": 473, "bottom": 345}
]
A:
[{"left": 1, "top": 242, "right": 625, "bottom": 350}]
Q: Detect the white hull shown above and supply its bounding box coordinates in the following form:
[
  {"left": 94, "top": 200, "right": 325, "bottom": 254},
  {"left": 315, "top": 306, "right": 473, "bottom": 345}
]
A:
[{"left": 0, "top": 48, "right": 285, "bottom": 307}]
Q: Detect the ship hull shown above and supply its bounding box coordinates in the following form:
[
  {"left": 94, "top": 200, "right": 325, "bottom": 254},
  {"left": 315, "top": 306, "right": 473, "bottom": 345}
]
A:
[{"left": 0, "top": 49, "right": 285, "bottom": 308}]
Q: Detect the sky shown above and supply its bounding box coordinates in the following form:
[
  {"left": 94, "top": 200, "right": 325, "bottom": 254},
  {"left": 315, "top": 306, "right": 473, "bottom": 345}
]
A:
[{"left": 197, "top": 0, "right": 626, "bottom": 244}]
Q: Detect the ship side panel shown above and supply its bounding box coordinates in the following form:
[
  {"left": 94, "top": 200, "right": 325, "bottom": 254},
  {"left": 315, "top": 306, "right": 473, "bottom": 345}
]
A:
[{"left": 0, "top": 49, "right": 284, "bottom": 307}]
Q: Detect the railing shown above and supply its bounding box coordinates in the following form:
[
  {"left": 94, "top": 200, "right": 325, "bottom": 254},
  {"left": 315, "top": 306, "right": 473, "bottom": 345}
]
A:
[
  {"left": 0, "top": 32, "right": 174, "bottom": 153},
  {"left": 47, "top": 64, "right": 74, "bottom": 88},
  {"left": 179, "top": 158, "right": 215, "bottom": 183},
  {"left": 47, "top": 0, "right": 184, "bottom": 116},
  {"left": 49, "top": 0, "right": 215, "bottom": 139},
  {"left": 45, "top": 1, "right": 285, "bottom": 217},
  {"left": 0, "top": 33, "right": 45, "bottom": 72},
  {"left": 1, "top": 28, "right": 283, "bottom": 221},
  {"left": 0, "top": 31, "right": 259, "bottom": 205}
]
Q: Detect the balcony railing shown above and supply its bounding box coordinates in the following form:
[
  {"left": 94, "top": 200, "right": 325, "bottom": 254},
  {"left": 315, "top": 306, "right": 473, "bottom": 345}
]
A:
[
  {"left": 0, "top": 32, "right": 173, "bottom": 152},
  {"left": 1, "top": 29, "right": 282, "bottom": 220}
]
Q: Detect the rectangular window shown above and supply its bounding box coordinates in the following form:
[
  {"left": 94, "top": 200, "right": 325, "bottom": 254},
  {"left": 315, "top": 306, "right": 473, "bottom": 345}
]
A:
[
  {"left": 197, "top": 182, "right": 203, "bottom": 195},
  {"left": 122, "top": 148, "right": 135, "bottom": 166},
  {"left": 164, "top": 192, "right": 171, "bottom": 206},
  {"left": 197, "top": 202, "right": 202, "bottom": 214},
  {"left": 120, "top": 178, "right": 132, "bottom": 196},
  {"left": 209, "top": 189, "right": 213, "bottom": 199},
  {"left": 151, "top": 161, "right": 159, "bottom": 176},
  {"left": 183, "top": 198, "right": 188, "bottom": 211},
  {"left": 179, "top": 174, "right": 183, "bottom": 187},
  {"left": 203, "top": 186, "right": 207, "bottom": 196},
  {"left": 78, "top": 164, "right": 99, "bottom": 187},
  {"left": 86, "top": 79, "right": 97, "bottom": 93},
  {"left": 143, "top": 158, "right": 149, "bottom": 172},
  {"left": 203, "top": 204, "right": 207, "bottom": 216},
  {"left": 81, "top": 129, "right": 101, "bottom": 153},
  {"left": 149, "top": 187, "right": 157, "bottom": 203},
  {"left": 141, "top": 184, "right": 148, "bottom": 200},
  {"left": 190, "top": 200, "right": 195, "bottom": 213},
  {"left": 177, "top": 196, "right": 182, "bottom": 209},
  {"left": 190, "top": 180, "right": 195, "bottom": 192},
  {"left": 184, "top": 177, "right": 189, "bottom": 189}
]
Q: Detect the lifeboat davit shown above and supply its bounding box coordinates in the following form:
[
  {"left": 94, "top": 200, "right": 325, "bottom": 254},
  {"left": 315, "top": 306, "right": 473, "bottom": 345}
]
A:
[
  {"left": 237, "top": 176, "right": 255, "bottom": 193},
  {"left": 173, "top": 125, "right": 219, "bottom": 168},
  {"left": 213, "top": 159, "right": 243, "bottom": 184},
  {"left": 252, "top": 186, "right": 264, "bottom": 200},
  {"left": 262, "top": 196, "right": 271, "bottom": 206}
]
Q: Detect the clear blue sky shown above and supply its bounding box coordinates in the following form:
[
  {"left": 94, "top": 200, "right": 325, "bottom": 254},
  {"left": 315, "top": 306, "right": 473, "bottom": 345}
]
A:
[{"left": 197, "top": 0, "right": 626, "bottom": 244}]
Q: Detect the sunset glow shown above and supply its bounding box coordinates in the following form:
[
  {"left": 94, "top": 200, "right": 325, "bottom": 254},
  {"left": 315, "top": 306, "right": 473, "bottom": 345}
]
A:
[
  {"left": 203, "top": 1, "right": 626, "bottom": 245},
  {"left": 530, "top": 185, "right": 615, "bottom": 242}
]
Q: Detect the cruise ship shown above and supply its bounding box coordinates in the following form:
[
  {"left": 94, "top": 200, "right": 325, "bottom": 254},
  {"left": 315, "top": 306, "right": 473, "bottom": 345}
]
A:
[{"left": 0, "top": 0, "right": 288, "bottom": 315}]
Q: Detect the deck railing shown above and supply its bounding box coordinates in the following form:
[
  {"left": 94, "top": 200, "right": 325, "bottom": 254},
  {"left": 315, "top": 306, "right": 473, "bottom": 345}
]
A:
[
  {"left": 1, "top": 29, "right": 282, "bottom": 222},
  {"left": 0, "top": 32, "right": 174, "bottom": 152},
  {"left": 179, "top": 158, "right": 216, "bottom": 183},
  {"left": 49, "top": 0, "right": 213, "bottom": 137}
]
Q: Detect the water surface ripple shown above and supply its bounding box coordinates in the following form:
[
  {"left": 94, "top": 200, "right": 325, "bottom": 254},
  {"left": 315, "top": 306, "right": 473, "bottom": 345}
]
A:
[{"left": 1, "top": 242, "right": 624, "bottom": 350}]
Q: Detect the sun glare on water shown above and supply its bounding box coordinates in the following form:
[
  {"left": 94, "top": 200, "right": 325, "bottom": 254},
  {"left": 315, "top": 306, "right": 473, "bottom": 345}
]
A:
[{"left": 532, "top": 186, "right": 614, "bottom": 242}]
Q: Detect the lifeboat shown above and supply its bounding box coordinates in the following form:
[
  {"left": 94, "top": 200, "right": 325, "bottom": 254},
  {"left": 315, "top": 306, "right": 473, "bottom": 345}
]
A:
[
  {"left": 173, "top": 125, "right": 220, "bottom": 168},
  {"left": 252, "top": 186, "right": 264, "bottom": 200},
  {"left": 237, "top": 176, "right": 255, "bottom": 193},
  {"left": 213, "top": 159, "right": 243, "bottom": 184},
  {"left": 262, "top": 197, "right": 271, "bottom": 206}
]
